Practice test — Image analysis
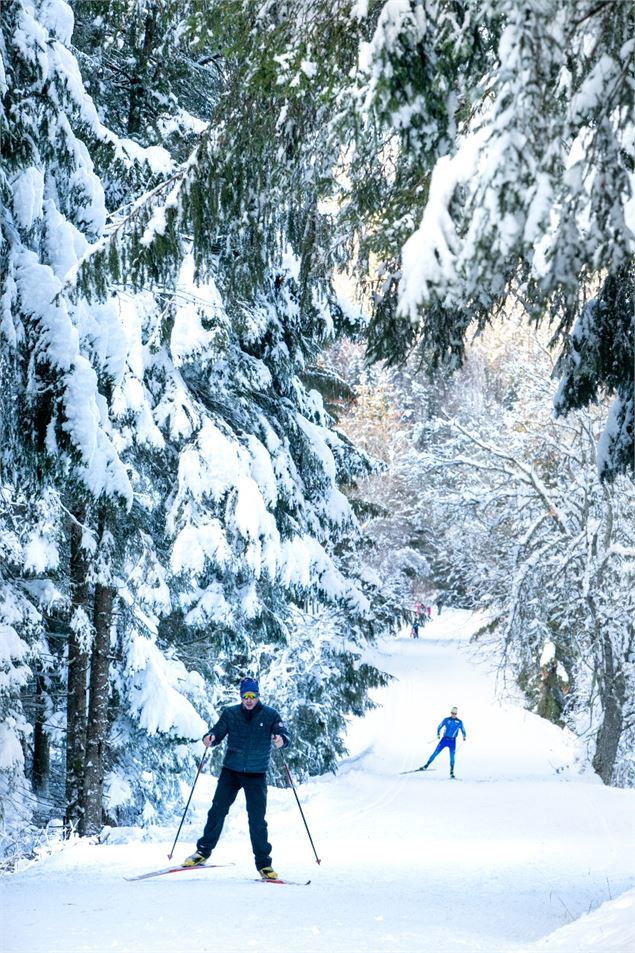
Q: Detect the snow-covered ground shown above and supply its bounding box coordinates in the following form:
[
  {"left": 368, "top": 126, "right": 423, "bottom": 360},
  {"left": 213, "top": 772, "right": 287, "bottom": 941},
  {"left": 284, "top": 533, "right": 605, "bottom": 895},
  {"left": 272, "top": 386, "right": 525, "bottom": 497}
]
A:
[{"left": 3, "top": 609, "right": 634, "bottom": 953}]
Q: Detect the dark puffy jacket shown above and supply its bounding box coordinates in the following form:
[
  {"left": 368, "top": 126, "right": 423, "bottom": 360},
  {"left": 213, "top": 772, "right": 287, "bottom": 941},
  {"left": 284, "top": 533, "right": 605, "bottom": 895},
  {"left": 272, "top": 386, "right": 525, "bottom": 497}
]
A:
[{"left": 207, "top": 701, "right": 290, "bottom": 773}]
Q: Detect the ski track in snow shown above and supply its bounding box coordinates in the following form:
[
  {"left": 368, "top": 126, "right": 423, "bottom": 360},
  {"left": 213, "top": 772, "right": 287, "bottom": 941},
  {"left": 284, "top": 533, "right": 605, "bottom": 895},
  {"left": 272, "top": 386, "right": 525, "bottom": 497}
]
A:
[{"left": 2, "top": 610, "right": 634, "bottom": 953}]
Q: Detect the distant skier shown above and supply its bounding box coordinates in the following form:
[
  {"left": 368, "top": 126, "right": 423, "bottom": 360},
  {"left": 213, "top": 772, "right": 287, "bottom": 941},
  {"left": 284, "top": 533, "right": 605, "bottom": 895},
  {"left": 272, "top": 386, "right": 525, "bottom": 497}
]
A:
[
  {"left": 420, "top": 706, "right": 466, "bottom": 778},
  {"left": 411, "top": 619, "right": 420, "bottom": 639}
]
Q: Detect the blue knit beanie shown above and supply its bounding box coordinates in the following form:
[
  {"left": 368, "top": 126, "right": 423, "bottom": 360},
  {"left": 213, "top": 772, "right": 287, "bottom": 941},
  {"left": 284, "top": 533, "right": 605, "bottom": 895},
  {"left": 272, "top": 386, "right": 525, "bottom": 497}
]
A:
[{"left": 240, "top": 677, "right": 259, "bottom": 696}]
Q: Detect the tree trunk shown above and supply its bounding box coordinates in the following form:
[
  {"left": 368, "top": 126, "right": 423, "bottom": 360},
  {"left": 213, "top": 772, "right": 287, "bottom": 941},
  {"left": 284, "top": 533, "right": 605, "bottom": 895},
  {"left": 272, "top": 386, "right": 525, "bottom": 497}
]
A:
[
  {"left": 32, "top": 674, "right": 50, "bottom": 795},
  {"left": 81, "top": 579, "right": 114, "bottom": 836},
  {"left": 65, "top": 511, "right": 90, "bottom": 830},
  {"left": 127, "top": 14, "right": 155, "bottom": 137},
  {"left": 592, "top": 632, "right": 626, "bottom": 784}
]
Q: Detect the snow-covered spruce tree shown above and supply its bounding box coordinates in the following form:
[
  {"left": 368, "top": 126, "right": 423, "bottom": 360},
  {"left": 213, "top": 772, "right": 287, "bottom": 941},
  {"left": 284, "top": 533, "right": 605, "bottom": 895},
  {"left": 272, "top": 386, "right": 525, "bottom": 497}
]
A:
[
  {"left": 339, "top": 0, "right": 634, "bottom": 479},
  {"left": 71, "top": 0, "right": 219, "bottom": 156},
  {"left": 554, "top": 261, "right": 634, "bottom": 483},
  {"left": 0, "top": 0, "right": 126, "bottom": 842},
  {"left": 46, "top": 0, "right": 393, "bottom": 821},
  {"left": 0, "top": 484, "right": 65, "bottom": 853},
  {"left": 0, "top": 0, "right": 211, "bottom": 843}
]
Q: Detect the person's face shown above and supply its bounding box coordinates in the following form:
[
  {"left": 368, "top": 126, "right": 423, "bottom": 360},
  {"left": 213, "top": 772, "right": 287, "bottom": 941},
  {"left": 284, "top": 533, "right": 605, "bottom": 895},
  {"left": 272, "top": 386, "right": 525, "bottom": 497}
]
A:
[
  {"left": 241, "top": 692, "right": 259, "bottom": 710},
  {"left": 450, "top": 710, "right": 458, "bottom": 718}
]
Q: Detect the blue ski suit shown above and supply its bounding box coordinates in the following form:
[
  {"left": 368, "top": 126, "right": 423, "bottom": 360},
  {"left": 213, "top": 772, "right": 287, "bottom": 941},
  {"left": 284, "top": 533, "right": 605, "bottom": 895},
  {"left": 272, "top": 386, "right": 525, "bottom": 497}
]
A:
[{"left": 424, "top": 715, "right": 466, "bottom": 772}]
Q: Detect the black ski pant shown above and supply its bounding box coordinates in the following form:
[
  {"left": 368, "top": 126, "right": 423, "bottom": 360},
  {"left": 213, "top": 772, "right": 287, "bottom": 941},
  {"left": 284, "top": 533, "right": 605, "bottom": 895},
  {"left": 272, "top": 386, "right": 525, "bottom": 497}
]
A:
[{"left": 197, "top": 767, "right": 272, "bottom": 869}]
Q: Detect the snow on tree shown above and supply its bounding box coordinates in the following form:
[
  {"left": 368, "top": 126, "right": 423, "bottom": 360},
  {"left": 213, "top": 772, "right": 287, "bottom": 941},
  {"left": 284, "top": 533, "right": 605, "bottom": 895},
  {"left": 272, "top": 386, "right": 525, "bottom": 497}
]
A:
[
  {"left": 328, "top": 341, "right": 431, "bottom": 617},
  {"left": 102, "top": 252, "right": 391, "bottom": 805},
  {"left": 64, "top": 0, "right": 394, "bottom": 800}
]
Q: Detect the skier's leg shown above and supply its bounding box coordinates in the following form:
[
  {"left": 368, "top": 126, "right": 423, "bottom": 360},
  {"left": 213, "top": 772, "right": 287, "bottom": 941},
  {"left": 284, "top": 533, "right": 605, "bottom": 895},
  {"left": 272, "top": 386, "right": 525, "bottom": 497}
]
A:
[
  {"left": 197, "top": 768, "right": 240, "bottom": 857},
  {"left": 243, "top": 773, "right": 272, "bottom": 870},
  {"left": 448, "top": 740, "right": 456, "bottom": 773},
  {"left": 425, "top": 740, "right": 444, "bottom": 766}
]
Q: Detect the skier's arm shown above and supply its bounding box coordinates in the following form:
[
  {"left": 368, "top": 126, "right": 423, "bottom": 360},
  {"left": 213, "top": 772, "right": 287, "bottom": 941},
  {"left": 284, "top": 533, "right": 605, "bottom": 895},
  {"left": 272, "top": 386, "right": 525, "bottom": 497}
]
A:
[
  {"left": 461, "top": 721, "right": 466, "bottom": 740},
  {"left": 203, "top": 709, "right": 229, "bottom": 746},
  {"left": 437, "top": 719, "right": 446, "bottom": 738},
  {"left": 271, "top": 712, "right": 290, "bottom": 749}
]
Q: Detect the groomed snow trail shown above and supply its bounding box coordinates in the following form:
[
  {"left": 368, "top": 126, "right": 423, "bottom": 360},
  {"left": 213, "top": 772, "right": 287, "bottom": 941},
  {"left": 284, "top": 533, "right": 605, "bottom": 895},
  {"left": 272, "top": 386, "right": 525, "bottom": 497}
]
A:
[{"left": 3, "top": 610, "right": 634, "bottom": 953}]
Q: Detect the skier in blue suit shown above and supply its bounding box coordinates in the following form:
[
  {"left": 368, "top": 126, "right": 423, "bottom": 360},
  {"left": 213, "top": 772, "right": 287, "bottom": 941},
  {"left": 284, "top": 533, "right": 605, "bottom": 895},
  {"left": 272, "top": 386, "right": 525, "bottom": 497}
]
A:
[{"left": 420, "top": 706, "right": 466, "bottom": 778}]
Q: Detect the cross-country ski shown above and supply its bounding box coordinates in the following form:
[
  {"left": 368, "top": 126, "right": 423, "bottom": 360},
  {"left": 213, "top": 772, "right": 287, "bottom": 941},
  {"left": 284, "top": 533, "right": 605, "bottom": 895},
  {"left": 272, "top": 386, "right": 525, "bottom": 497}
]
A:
[
  {"left": 125, "top": 863, "right": 234, "bottom": 882},
  {"left": 254, "top": 878, "right": 311, "bottom": 886}
]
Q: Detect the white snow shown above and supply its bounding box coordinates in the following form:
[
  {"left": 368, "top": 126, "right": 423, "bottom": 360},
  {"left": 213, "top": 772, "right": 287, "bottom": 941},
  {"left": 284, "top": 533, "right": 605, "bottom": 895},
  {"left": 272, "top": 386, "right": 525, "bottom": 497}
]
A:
[
  {"left": 520, "top": 889, "right": 634, "bottom": 952},
  {"left": 171, "top": 520, "right": 231, "bottom": 575},
  {"left": 2, "top": 610, "right": 634, "bottom": 953},
  {"left": 540, "top": 640, "right": 556, "bottom": 667},
  {"left": 0, "top": 719, "right": 26, "bottom": 771},
  {"left": 22, "top": 533, "right": 59, "bottom": 573},
  {"left": 125, "top": 636, "right": 209, "bottom": 739},
  {"left": 11, "top": 167, "right": 45, "bottom": 229}
]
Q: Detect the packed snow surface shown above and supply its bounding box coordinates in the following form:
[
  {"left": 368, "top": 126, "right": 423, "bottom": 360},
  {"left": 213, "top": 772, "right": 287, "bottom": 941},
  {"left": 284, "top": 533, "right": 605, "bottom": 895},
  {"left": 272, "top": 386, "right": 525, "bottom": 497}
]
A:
[{"left": 3, "top": 610, "right": 634, "bottom": 952}]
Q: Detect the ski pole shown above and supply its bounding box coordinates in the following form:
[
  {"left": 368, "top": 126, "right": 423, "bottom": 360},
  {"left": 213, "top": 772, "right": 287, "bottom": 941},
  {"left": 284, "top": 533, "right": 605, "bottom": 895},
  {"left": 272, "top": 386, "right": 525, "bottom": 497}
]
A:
[
  {"left": 283, "top": 759, "right": 321, "bottom": 865},
  {"left": 167, "top": 747, "right": 209, "bottom": 859}
]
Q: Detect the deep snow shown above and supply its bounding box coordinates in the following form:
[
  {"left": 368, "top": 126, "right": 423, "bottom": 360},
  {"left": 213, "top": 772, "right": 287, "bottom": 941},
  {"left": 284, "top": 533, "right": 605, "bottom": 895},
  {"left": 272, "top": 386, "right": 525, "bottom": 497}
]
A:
[{"left": 2, "top": 609, "right": 634, "bottom": 953}]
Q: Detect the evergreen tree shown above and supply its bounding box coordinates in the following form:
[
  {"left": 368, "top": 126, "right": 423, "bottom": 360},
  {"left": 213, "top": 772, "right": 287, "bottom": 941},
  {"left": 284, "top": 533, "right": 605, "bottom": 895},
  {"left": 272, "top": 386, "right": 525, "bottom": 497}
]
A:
[
  {"left": 341, "top": 0, "right": 634, "bottom": 478},
  {"left": 1, "top": 0, "right": 396, "bottom": 850},
  {"left": 0, "top": 0, "right": 205, "bottom": 841},
  {"left": 72, "top": 0, "right": 219, "bottom": 148},
  {"left": 0, "top": 0, "right": 128, "bottom": 839}
]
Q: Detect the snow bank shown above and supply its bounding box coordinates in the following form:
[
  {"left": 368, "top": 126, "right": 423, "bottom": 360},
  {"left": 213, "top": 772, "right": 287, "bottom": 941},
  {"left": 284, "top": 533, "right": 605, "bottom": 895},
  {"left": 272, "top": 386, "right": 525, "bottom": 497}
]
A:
[{"left": 519, "top": 888, "right": 635, "bottom": 953}]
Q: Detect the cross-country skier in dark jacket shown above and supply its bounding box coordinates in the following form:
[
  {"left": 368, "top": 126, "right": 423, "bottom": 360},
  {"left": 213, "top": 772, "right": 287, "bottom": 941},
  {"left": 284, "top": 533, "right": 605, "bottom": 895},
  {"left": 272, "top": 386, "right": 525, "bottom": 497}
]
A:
[
  {"left": 183, "top": 677, "right": 290, "bottom": 880},
  {"left": 420, "top": 706, "right": 466, "bottom": 778}
]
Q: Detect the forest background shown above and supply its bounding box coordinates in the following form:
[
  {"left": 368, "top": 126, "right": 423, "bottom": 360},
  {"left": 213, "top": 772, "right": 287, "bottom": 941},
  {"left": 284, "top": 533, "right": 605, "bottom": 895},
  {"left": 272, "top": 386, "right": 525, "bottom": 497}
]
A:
[{"left": 0, "top": 0, "right": 633, "bottom": 860}]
